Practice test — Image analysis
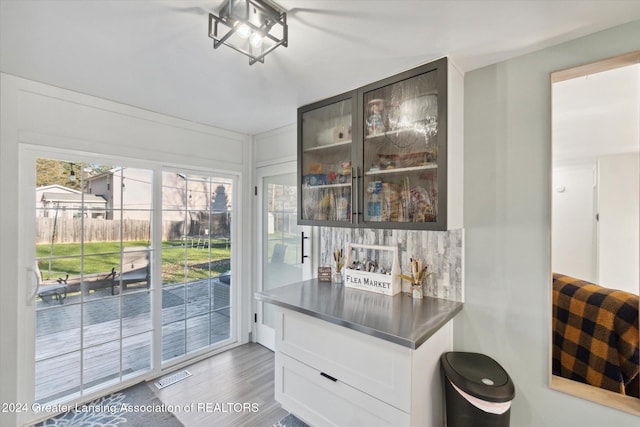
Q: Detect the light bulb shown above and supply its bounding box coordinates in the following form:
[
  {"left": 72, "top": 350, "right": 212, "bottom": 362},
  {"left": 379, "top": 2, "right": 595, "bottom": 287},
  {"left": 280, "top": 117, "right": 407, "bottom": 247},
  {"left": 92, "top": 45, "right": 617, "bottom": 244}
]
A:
[
  {"left": 235, "top": 23, "right": 251, "bottom": 39},
  {"left": 249, "top": 32, "right": 263, "bottom": 48}
]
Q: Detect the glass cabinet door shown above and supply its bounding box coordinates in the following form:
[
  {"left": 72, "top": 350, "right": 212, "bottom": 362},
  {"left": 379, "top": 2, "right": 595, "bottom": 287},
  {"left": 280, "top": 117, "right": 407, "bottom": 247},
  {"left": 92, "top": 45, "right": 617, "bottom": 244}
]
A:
[
  {"left": 299, "top": 94, "right": 355, "bottom": 224},
  {"left": 361, "top": 64, "right": 445, "bottom": 228}
]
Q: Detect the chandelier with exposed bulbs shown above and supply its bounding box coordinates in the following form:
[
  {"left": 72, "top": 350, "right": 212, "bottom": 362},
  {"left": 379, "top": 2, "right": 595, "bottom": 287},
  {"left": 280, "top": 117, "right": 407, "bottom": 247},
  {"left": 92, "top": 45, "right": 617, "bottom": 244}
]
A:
[{"left": 208, "top": 0, "right": 288, "bottom": 65}]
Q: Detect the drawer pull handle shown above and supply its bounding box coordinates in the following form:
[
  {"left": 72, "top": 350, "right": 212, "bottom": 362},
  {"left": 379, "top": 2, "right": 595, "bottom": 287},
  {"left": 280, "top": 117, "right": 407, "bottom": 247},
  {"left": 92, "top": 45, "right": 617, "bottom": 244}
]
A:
[{"left": 320, "top": 372, "right": 338, "bottom": 382}]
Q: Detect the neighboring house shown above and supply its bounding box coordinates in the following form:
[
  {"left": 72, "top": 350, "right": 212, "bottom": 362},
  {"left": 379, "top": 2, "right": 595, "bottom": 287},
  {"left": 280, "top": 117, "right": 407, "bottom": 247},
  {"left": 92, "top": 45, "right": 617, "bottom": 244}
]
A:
[
  {"left": 87, "top": 167, "right": 153, "bottom": 220},
  {"left": 87, "top": 167, "right": 232, "bottom": 225},
  {"left": 37, "top": 184, "right": 106, "bottom": 219},
  {"left": 36, "top": 184, "right": 79, "bottom": 216}
]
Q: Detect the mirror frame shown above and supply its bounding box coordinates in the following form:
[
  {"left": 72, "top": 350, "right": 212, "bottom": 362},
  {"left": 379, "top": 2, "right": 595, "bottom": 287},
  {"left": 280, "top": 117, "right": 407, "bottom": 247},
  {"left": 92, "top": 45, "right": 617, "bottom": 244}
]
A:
[{"left": 549, "top": 50, "right": 640, "bottom": 416}]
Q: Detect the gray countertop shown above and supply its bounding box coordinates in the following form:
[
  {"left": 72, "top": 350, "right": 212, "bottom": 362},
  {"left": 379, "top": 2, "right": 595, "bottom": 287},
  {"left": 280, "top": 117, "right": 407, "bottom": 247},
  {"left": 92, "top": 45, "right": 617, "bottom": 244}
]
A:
[{"left": 255, "top": 279, "right": 463, "bottom": 349}]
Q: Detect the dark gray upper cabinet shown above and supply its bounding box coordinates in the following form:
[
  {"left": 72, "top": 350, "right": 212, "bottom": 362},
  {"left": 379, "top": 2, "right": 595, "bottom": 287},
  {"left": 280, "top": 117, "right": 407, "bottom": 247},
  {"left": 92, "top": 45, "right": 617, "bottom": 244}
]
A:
[
  {"left": 298, "top": 91, "right": 357, "bottom": 226},
  {"left": 298, "top": 57, "right": 463, "bottom": 230}
]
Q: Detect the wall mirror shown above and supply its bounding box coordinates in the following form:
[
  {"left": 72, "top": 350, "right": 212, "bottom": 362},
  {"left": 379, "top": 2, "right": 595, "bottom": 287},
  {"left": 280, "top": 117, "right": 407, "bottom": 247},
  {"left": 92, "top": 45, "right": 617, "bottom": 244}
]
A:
[{"left": 550, "top": 51, "right": 640, "bottom": 415}]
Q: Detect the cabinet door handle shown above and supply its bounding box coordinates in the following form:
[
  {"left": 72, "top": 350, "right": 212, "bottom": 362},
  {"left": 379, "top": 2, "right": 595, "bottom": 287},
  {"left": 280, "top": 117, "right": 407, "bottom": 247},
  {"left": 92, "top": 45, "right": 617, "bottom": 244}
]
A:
[
  {"left": 301, "top": 231, "right": 309, "bottom": 264},
  {"left": 320, "top": 372, "right": 338, "bottom": 382},
  {"left": 352, "top": 166, "right": 359, "bottom": 225},
  {"left": 351, "top": 166, "right": 355, "bottom": 224}
]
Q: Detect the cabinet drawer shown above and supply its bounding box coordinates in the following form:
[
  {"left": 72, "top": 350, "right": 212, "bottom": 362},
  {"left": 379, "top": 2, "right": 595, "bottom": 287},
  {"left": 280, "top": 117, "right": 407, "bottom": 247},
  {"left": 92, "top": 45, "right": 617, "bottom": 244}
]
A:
[
  {"left": 275, "top": 308, "right": 411, "bottom": 412},
  {"left": 276, "top": 352, "right": 410, "bottom": 427}
]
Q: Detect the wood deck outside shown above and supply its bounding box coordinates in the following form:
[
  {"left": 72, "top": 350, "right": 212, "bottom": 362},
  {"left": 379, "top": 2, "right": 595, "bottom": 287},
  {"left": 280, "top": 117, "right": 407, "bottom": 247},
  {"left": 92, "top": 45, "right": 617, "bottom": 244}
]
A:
[{"left": 35, "top": 279, "right": 231, "bottom": 404}]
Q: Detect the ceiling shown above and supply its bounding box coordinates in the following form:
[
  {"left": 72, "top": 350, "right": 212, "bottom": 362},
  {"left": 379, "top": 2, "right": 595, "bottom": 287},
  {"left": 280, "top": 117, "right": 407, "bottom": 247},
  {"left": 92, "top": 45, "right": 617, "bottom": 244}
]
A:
[{"left": 2, "top": 0, "right": 640, "bottom": 135}]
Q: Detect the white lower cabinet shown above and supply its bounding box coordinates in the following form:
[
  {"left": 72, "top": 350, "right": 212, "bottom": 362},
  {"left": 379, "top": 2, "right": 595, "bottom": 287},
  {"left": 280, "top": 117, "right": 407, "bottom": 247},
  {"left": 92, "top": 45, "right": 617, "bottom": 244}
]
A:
[
  {"left": 274, "top": 308, "right": 453, "bottom": 427},
  {"left": 276, "top": 353, "right": 410, "bottom": 426}
]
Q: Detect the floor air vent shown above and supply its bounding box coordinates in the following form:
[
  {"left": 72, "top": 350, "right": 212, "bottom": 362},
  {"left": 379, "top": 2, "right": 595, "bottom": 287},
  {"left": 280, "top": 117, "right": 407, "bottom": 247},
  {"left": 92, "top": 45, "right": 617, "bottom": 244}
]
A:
[{"left": 154, "top": 369, "right": 192, "bottom": 389}]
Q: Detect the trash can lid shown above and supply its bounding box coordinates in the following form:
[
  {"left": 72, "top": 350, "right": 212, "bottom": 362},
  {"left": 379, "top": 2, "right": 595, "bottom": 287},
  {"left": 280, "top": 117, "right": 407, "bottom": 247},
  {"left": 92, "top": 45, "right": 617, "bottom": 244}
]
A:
[{"left": 441, "top": 352, "right": 515, "bottom": 403}]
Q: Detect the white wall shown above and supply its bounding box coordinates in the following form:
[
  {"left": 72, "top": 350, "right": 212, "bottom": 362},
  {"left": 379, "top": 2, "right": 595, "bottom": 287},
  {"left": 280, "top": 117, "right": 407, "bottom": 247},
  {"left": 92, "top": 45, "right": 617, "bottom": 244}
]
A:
[
  {"left": 0, "top": 73, "right": 253, "bottom": 426},
  {"left": 460, "top": 19, "right": 640, "bottom": 426},
  {"left": 598, "top": 153, "right": 639, "bottom": 294},
  {"left": 254, "top": 123, "right": 297, "bottom": 167}
]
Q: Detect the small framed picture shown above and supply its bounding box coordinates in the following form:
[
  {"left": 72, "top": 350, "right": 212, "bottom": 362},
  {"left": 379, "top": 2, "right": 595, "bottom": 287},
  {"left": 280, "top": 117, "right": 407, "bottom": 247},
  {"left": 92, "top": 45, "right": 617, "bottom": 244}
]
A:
[{"left": 317, "top": 267, "right": 332, "bottom": 282}]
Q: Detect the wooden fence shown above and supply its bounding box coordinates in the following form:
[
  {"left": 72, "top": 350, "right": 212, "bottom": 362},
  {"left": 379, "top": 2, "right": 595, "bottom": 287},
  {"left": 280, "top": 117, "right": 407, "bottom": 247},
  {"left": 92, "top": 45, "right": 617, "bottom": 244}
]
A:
[{"left": 36, "top": 215, "right": 230, "bottom": 244}]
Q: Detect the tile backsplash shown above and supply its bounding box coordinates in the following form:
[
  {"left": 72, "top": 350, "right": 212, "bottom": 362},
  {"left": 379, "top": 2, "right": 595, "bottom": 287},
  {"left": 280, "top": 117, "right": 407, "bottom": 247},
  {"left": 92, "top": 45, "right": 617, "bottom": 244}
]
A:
[{"left": 320, "top": 227, "right": 464, "bottom": 302}]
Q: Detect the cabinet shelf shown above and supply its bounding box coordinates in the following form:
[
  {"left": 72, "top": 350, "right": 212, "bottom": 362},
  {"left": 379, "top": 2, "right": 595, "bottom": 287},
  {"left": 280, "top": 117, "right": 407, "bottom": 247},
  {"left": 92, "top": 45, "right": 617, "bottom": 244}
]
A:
[
  {"left": 365, "top": 164, "right": 437, "bottom": 176},
  {"left": 364, "top": 127, "right": 428, "bottom": 141},
  {"left": 303, "top": 183, "right": 352, "bottom": 189},
  {"left": 304, "top": 140, "right": 352, "bottom": 152}
]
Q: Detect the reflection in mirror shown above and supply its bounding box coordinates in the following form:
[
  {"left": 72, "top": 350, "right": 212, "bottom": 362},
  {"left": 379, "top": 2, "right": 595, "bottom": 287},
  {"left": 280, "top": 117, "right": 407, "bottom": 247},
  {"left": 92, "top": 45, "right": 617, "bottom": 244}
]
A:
[{"left": 551, "top": 52, "right": 640, "bottom": 415}]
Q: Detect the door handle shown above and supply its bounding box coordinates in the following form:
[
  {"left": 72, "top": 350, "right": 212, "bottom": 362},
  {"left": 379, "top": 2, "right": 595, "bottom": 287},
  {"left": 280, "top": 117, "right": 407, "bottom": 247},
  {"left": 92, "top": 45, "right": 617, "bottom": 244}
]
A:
[
  {"left": 301, "top": 231, "right": 309, "bottom": 264},
  {"left": 27, "top": 267, "right": 40, "bottom": 305},
  {"left": 320, "top": 372, "right": 338, "bottom": 382}
]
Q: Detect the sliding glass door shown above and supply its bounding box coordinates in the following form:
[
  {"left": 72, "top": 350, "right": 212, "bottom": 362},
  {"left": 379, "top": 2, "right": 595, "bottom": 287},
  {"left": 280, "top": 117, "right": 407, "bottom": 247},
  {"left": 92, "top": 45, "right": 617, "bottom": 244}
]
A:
[
  {"left": 29, "top": 154, "right": 236, "bottom": 414},
  {"left": 34, "top": 158, "right": 153, "bottom": 403}
]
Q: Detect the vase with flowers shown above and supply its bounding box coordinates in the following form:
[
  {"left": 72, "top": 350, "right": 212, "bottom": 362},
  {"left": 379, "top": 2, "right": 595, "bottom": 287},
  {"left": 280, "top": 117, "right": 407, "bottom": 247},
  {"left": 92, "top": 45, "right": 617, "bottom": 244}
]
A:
[
  {"left": 400, "top": 258, "right": 431, "bottom": 299},
  {"left": 333, "top": 248, "right": 345, "bottom": 284}
]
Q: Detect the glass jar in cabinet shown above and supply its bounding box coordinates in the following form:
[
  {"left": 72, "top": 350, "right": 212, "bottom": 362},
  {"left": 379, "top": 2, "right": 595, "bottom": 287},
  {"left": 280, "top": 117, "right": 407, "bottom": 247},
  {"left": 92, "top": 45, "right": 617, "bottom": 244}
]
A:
[
  {"left": 359, "top": 58, "right": 448, "bottom": 230},
  {"left": 298, "top": 92, "right": 358, "bottom": 225}
]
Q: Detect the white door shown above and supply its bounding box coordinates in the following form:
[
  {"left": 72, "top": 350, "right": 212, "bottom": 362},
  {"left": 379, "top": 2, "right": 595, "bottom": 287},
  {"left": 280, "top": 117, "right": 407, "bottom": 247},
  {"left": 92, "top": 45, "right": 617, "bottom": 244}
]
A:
[
  {"left": 256, "top": 163, "right": 312, "bottom": 350},
  {"left": 597, "top": 153, "right": 639, "bottom": 293},
  {"left": 552, "top": 166, "right": 597, "bottom": 282}
]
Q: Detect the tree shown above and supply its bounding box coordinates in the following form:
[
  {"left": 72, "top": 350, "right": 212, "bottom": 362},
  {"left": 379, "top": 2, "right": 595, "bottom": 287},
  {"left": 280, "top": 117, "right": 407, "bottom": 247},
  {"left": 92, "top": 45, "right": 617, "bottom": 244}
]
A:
[
  {"left": 86, "top": 163, "right": 115, "bottom": 177},
  {"left": 36, "top": 159, "right": 114, "bottom": 190},
  {"left": 36, "top": 159, "right": 81, "bottom": 190},
  {"left": 211, "top": 185, "right": 229, "bottom": 212}
]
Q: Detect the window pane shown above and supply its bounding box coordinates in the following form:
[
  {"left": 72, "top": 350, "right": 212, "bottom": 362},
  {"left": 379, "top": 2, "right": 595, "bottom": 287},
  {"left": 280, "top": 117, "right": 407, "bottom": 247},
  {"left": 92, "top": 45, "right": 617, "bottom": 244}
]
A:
[
  {"left": 123, "top": 332, "right": 152, "bottom": 376},
  {"left": 83, "top": 341, "right": 121, "bottom": 388},
  {"left": 116, "top": 168, "right": 153, "bottom": 212},
  {"left": 83, "top": 298, "right": 120, "bottom": 347},
  {"left": 122, "top": 292, "right": 151, "bottom": 337},
  {"left": 162, "top": 320, "right": 186, "bottom": 360},
  {"left": 187, "top": 175, "right": 212, "bottom": 211},
  {"left": 83, "top": 253, "right": 120, "bottom": 301},
  {"left": 162, "top": 284, "right": 186, "bottom": 325},
  {"left": 116, "top": 247, "right": 150, "bottom": 294},
  {"left": 36, "top": 304, "right": 81, "bottom": 357},
  {"left": 186, "top": 315, "right": 210, "bottom": 353},
  {"left": 186, "top": 244, "right": 210, "bottom": 283},
  {"left": 186, "top": 279, "right": 210, "bottom": 318},
  {"left": 210, "top": 269, "right": 231, "bottom": 344},
  {"left": 35, "top": 351, "right": 81, "bottom": 403}
]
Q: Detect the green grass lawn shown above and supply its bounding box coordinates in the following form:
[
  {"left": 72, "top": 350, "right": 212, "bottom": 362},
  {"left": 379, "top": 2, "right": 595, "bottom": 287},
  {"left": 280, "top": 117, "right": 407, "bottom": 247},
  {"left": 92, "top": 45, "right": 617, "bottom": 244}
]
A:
[{"left": 37, "top": 240, "right": 231, "bottom": 284}]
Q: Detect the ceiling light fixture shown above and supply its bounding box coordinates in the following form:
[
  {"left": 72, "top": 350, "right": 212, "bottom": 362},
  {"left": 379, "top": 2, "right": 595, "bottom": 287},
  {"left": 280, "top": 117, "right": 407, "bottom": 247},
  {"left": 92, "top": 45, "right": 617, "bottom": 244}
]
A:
[{"left": 208, "top": 0, "right": 288, "bottom": 65}]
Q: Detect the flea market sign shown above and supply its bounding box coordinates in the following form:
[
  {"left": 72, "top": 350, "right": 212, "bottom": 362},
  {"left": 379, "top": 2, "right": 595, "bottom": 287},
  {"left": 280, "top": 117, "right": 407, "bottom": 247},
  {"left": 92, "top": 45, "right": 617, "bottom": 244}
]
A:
[{"left": 344, "top": 271, "right": 392, "bottom": 290}]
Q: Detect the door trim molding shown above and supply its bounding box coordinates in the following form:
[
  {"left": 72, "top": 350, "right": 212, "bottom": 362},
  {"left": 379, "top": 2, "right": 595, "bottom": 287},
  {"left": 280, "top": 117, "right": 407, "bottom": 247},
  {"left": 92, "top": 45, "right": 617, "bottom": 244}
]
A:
[{"left": 254, "top": 162, "right": 299, "bottom": 350}]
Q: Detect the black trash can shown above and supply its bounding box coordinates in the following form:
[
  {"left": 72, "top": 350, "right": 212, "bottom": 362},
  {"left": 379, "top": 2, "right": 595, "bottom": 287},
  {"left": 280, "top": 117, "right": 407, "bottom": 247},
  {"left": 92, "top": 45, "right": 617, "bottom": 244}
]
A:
[{"left": 441, "top": 352, "right": 515, "bottom": 427}]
